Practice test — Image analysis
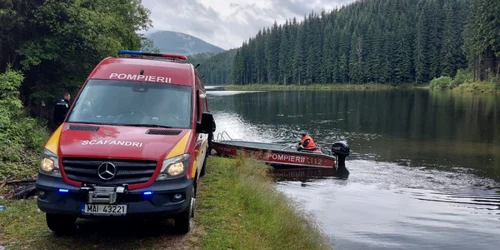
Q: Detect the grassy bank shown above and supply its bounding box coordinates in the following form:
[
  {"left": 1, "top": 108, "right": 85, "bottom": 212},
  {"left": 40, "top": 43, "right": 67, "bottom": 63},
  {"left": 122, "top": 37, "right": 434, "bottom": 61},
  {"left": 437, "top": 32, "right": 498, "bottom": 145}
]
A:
[
  {"left": 224, "top": 83, "right": 401, "bottom": 91},
  {"left": 431, "top": 80, "right": 500, "bottom": 94},
  {"left": 452, "top": 81, "right": 500, "bottom": 94},
  {"left": 429, "top": 70, "right": 500, "bottom": 94},
  {"left": 0, "top": 156, "right": 330, "bottom": 250},
  {"left": 196, "top": 156, "right": 330, "bottom": 250},
  {"left": 224, "top": 81, "right": 500, "bottom": 94}
]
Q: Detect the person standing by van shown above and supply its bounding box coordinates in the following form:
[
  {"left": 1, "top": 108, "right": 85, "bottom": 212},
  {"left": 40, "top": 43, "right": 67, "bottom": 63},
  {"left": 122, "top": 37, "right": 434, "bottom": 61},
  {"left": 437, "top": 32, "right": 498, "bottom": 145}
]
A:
[
  {"left": 207, "top": 118, "right": 216, "bottom": 154},
  {"left": 52, "top": 91, "right": 71, "bottom": 127}
]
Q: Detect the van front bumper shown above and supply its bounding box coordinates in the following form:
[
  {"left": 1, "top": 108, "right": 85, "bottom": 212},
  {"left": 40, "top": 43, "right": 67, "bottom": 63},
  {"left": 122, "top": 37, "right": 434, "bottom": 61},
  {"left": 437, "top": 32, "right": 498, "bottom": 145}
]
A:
[{"left": 35, "top": 174, "right": 193, "bottom": 219}]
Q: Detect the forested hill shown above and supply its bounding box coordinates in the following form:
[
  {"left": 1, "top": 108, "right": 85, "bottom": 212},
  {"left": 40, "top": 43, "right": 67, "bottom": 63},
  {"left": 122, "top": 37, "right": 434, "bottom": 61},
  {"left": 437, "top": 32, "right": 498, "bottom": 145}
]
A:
[
  {"left": 193, "top": 0, "right": 499, "bottom": 86},
  {"left": 187, "top": 49, "right": 237, "bottom": 85},
  {"left": 235, "top": 0, "right": 470, "bottom": 85}
]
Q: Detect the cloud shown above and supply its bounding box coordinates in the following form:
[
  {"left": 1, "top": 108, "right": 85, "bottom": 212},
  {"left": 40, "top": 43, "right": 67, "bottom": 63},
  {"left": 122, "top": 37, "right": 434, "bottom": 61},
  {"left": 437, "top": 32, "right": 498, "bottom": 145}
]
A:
[{"left": 141, "top": 0, "right": 357, "bottom": 50}]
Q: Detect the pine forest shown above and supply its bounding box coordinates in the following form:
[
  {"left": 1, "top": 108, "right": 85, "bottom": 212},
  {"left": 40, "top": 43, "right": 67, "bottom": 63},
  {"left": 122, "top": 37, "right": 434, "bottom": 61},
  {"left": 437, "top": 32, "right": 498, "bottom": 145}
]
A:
[{"left": 188, "top": 0, "right": 500, "bottom": 86}]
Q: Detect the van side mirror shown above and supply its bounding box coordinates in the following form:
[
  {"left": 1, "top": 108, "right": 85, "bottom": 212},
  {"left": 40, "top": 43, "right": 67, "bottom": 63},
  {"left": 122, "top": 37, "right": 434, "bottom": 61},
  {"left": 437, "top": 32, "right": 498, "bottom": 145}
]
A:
[{"left": 197, "top": 112, "right": 214, "bottom": 134}]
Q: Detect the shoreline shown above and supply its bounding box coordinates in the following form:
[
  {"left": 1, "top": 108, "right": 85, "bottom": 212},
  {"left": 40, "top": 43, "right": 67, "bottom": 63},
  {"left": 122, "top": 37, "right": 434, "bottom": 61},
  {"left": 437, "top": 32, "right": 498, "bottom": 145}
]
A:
[
  {"left": 223, "top": 83, "right": 414, "bottom": 91},
  {"left": 0, "top": 156, "right": 330, "bottom": 250},
  {"left": 220, "top": 83, "right": 498, "bottom": 94}
]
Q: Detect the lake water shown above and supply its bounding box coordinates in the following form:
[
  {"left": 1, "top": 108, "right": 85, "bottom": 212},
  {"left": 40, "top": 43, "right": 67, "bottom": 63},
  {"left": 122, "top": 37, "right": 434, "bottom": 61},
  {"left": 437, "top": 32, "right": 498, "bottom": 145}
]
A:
[{"left": 206, "top": 89, "right": 500, "bottom": 250}]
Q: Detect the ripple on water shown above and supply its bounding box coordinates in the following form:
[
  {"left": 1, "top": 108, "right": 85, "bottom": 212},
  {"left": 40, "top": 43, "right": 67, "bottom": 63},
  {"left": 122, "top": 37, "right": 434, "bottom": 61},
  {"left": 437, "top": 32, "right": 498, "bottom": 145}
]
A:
[
  {"left": 276, "top": 160, "right": 500, "bottom": 250},
  {"left": 207, "top": 91, "right": 500, "bottom": 250}
]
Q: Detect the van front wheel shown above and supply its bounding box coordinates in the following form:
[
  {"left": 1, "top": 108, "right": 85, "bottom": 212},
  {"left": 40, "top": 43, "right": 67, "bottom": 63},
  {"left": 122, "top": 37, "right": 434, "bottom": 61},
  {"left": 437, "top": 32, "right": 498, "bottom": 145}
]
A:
[
  {"left": 173, "top": 186, "right": 195, "bottom": 234},
  {"left": 46, "top": 213, "right": 77, "bottom": 236}
]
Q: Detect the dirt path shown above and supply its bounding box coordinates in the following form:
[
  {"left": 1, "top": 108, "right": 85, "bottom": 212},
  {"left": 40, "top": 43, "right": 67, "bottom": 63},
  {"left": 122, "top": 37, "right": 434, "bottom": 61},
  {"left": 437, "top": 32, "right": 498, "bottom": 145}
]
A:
[{"left": 0, "top": 180, "right": 207, "bottom": 250}]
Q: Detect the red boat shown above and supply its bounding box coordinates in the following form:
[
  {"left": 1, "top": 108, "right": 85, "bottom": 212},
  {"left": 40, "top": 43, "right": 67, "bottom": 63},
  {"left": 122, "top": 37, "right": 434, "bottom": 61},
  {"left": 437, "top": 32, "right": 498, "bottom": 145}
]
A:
[{"left": 210, "top": 132, "right": 350, "bottom": 179}]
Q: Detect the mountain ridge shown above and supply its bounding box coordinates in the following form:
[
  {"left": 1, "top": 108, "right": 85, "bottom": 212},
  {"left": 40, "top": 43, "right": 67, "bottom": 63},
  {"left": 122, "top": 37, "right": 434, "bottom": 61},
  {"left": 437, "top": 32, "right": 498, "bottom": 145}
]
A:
[{"left": 144, "top": 30, "right": 225, "bottom": 55}]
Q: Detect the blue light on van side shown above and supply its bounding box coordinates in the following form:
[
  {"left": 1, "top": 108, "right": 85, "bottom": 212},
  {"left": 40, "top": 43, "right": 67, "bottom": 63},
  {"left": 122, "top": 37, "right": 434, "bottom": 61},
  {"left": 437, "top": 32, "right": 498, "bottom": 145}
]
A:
[
  {"left": 58, "top": 188, "right": 69, "bottom": 193},
  {"left": 143, "top": 191, "right": 153, "bottom": 196}
]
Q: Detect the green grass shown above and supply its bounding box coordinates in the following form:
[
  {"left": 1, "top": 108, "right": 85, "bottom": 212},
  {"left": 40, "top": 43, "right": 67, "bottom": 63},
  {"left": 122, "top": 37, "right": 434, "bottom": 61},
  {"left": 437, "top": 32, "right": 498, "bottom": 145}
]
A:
[
  {"left": 0, "top": 156, "right": 330, "bottom": 250},
  {"left": 197, "top": 156, "right": 330, "bottom": 250}
]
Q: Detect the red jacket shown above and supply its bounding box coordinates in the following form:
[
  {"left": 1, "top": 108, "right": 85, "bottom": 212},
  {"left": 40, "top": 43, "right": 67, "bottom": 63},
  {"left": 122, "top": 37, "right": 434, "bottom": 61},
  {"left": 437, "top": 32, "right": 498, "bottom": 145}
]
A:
[{"left": 300, "top": 135, "right": 316, "bottom": 150}]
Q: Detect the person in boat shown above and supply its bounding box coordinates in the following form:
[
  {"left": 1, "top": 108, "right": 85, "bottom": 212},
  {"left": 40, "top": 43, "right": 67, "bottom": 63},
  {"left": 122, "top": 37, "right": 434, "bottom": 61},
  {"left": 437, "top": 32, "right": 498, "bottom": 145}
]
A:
[{"left": 297, "top": 132, "right": 317, "bottom": 151}]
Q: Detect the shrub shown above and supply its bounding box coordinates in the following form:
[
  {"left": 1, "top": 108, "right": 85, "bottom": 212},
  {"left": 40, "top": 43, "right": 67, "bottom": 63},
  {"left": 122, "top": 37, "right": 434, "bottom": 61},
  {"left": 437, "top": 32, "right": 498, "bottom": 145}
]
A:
[
  {"left": 0, "top": 67, "right": 50, "bottom": 179},
  {"left": 429, "top": 76, "right": 453, "bottom": 89},
  {"left": 450, "top": 69, "right": 473, "bottom": 88}
]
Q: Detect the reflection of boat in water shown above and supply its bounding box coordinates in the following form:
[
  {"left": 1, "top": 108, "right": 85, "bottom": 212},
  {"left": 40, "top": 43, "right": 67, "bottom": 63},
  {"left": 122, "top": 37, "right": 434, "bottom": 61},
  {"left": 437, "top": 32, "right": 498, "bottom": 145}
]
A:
[
  {"left": 211, "top": 131, "right": 350, "bottom": 179},
  {"left": 272, "top": 167, "right": 338, "bottom": 182}
]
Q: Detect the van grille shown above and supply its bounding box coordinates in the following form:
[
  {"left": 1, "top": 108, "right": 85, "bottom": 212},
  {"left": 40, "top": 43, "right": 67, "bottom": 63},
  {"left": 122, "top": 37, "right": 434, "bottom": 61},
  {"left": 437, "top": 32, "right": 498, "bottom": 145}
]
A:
[{"left": 62, "top": 158, "right": 157, "bottom": 186}]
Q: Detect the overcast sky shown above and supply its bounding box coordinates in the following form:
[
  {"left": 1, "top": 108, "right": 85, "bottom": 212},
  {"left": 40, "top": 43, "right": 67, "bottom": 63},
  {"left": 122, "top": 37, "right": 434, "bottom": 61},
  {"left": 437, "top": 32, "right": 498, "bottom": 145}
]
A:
[{"left": 141, "top": 0, "right": 357, "bottom": 50}]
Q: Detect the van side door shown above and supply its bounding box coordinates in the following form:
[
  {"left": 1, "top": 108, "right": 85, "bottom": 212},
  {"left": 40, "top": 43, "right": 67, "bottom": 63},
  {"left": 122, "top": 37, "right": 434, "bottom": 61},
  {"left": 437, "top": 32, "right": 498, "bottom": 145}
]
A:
[{"left": 194, "top": 77, "right": 209, "bottom": 179}]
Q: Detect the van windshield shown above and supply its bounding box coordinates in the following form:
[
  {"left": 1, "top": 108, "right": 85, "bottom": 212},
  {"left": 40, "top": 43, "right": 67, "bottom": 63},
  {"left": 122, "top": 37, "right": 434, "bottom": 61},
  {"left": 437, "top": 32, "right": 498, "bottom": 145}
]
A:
[{"left": 67, "top": 79, "right": 193, "bottom": 128}]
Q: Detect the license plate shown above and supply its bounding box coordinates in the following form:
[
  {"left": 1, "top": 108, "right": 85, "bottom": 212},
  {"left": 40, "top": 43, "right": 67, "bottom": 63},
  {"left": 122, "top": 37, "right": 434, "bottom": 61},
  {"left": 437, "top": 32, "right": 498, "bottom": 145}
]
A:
[{"left": 82, "top": 204, "right": 127, "bottom": 216}]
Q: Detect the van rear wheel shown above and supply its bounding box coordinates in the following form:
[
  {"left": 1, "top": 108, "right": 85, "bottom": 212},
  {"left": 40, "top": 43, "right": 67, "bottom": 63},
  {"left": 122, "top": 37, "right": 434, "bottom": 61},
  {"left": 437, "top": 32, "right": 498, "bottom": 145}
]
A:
[{"left": 46, "top": 213, "right": 77, "bottom": 236}]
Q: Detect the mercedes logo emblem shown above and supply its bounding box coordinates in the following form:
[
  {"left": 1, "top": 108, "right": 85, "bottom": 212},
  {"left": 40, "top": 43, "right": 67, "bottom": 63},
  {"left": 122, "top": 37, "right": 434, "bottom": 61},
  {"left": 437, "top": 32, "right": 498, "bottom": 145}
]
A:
[{"left": 97, "top": 162, "right": 117, "bottom": 180}]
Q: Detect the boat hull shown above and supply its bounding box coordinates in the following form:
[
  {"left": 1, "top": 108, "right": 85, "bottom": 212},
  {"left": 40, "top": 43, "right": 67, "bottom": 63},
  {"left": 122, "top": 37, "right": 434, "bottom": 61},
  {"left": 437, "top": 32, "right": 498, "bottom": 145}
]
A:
[{"left": 211, "top": 140, "right": 337, "bottom": 169}]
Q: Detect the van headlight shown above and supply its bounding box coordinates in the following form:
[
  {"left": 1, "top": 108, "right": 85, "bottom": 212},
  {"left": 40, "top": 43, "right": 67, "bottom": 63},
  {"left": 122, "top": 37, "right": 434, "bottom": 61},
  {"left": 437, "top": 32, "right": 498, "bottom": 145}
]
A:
[
  {"left": 157, "top": 154, "right": 190, "bottom": 180},
  {"left": 39, "top": 148, "right": 61, "bottom": 177}
]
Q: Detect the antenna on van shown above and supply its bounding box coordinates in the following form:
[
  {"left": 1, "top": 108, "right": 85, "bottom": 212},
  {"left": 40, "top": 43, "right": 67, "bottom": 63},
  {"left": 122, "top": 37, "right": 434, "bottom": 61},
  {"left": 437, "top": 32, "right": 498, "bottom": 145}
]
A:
[
  {"left": 135, "top": 69, "right": 146, "bottom": 92},
  {"left": 195, "top": 64, "right": 200, "bottom": 69}
]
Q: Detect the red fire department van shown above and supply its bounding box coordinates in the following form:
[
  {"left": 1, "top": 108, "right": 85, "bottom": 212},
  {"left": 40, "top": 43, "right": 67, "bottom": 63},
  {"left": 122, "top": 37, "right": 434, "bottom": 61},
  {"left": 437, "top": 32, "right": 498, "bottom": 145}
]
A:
[{"left": 35, "top": 50, "right": 215, "bottom": 234}]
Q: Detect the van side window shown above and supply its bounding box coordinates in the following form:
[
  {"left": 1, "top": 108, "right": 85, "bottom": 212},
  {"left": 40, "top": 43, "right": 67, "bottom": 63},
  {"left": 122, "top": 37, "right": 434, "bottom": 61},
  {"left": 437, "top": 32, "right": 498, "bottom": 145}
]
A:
[{"left": 197, "top": 76, "right": 207, "bottom": 114}]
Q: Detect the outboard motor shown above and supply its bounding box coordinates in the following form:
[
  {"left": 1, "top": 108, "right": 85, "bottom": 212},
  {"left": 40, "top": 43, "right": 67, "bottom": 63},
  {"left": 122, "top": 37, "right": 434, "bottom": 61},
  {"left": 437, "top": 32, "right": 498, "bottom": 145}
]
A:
[{"left": 331, "top": 141, "right": 350, "bottom": 179}]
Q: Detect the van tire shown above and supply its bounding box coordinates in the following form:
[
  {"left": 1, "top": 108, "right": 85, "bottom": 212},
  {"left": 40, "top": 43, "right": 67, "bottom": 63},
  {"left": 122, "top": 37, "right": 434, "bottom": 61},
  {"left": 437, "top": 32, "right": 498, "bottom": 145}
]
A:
[
  {"left": 173, "top": 186, "right": 195, "bottom": 234},
  {"left": 46, "top": 213, "right": 77, "bottom": 236}
]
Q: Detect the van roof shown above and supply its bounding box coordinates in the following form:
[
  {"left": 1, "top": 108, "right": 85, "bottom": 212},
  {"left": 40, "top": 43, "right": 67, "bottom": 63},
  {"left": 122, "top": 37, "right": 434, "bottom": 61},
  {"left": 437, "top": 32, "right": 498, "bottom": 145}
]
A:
[{"left": 88, "top": 54, "right": 195, "bottom": 87}]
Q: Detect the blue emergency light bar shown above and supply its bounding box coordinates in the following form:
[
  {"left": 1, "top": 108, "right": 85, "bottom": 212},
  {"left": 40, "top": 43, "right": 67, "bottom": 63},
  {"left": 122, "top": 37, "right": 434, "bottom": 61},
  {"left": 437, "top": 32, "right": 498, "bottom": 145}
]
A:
[{"left": 118, "top": 50, "right": 187, "bottom": 61}]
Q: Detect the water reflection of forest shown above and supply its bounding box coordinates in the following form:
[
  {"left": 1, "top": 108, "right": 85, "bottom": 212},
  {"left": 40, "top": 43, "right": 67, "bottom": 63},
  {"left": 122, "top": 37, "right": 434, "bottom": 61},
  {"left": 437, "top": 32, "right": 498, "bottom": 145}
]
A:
[{"left": 208, "top": 90, "right": 500, "bottom": 181}]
